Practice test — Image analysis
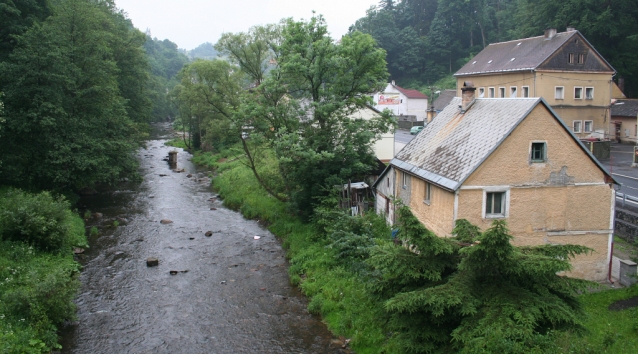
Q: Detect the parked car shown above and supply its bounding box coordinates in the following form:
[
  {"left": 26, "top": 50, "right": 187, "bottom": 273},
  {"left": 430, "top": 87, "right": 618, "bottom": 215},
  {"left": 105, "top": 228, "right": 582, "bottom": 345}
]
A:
[{"left": 410, "top": 126, "right": 424, "bottom": 135}]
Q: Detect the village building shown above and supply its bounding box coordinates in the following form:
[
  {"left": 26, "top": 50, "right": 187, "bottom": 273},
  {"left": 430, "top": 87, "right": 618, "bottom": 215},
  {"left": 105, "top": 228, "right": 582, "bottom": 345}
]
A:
[
  {"left": 427, "top": 89, "right": 457, "bottom": 122},
  {"left": 348, "top": 105, "right": 395, "bottom": 162},
  {"left": 372, "top": 81, "right": 428, "bottom": 121},
  {"left": 610, "top": 99, "right": 638, "bottom": 144},
  {"left": 454, "top": 28, "right": 615, "bottom": 140},
  {"left": 374, "top": 83, "right": 616, "bottom": 281}
]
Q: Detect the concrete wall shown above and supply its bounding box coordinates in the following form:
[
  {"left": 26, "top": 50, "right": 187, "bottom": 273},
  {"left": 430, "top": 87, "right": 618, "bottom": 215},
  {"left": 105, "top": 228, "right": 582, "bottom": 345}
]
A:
[
  {"left": 457, "top": 71, "right": 613, "bottom": 138},
  {"left": 458, "top": 104, "right": 613, "bottom": 281}
]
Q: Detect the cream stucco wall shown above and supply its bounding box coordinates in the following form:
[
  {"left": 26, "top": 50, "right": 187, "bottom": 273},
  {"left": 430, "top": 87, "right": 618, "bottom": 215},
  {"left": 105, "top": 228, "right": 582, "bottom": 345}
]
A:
[
  {"left": 349, "top": 106, "right": 395, "bottom": 162},
  {"left": 408, "top": 178, "right": 456, "bottom": 237},
  {"left": 373, "top": 83, "right": 428, "bottom": 121},
  {"left": 457, "top": 71, "right": 613, "bottom": 139},
  {"left": 458, "top": 104, "right": 613, "bottom": 281}
]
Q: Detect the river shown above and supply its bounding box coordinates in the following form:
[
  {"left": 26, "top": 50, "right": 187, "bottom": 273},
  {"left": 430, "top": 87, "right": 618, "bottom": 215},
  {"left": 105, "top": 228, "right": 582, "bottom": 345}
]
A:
[{"left": 60, "top": 124, "right": 345, "bottom": 353}]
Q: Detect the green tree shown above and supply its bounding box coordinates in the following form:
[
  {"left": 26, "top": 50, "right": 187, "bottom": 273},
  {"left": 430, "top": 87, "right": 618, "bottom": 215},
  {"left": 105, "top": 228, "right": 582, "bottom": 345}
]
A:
[
  {"left": 244, "top": 16, "right": 394, "bottom": 215},
  {"left": 368, "top": 206, "right": 592, "bottom": 352},
  {"left": 0, "top": 0, "right": 51, "bottom": 61},
  {"left": 0, "top": 0, "right": 141, "bottom": 191}
]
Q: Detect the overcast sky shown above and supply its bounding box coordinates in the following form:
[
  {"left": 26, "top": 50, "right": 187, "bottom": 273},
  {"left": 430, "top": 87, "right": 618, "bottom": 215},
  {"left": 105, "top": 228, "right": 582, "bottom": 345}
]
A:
[{"left": 114, "top": 0, "right": 379, "bottom": 50}]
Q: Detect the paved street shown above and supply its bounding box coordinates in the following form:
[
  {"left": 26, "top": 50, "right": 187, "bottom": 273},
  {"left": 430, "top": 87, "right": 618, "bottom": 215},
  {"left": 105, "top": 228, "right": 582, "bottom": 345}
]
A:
[
  {"left": 600, "top": 143, "right": 638, "bottom": 197},
  {"left": 394, "top": 129, "right": 416, "bottom": 156}
]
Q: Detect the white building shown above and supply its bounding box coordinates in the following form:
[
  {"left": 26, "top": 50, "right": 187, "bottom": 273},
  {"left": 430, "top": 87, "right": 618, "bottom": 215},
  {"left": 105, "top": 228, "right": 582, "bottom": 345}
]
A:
[
  {"left": 372, "top": 81, "right": 429, "bottom": 121},
  {"left": 348, "top": 105, "right": 395, "bottom": 162}
]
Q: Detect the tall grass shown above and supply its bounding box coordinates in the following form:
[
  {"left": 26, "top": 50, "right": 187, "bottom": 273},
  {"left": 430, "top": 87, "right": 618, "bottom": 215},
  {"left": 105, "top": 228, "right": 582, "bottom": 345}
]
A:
[{"left": 211, "top": 151, "right": 387, "bottom": 353}]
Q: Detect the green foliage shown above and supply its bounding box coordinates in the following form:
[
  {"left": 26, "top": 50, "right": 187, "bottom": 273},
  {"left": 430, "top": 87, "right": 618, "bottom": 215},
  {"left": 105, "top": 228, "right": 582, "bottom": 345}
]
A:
[
  {"left": 0, "top": 188, "right": 86, "bottom": 252},
  {"left": 351, "top": 0, "right": 638, "bottom": 97},
  {"left": 367, "top": 207, "right": 593, "bottom": 353},
  {"left": 0, "top": 0, "right": 146, "bottom": 191}
]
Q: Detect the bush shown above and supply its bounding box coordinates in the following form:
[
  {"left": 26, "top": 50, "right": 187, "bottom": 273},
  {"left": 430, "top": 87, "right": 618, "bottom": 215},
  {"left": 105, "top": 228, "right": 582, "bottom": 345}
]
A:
[{"left": 0, "top": 189, "right": 86, "bottom": 252}]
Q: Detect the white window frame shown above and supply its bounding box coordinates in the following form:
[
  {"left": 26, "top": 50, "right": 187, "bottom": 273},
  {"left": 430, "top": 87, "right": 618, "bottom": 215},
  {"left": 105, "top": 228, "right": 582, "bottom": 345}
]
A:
[
  {"left": 555, "top": 86, "right": 564, "bottom": 100},
  {"left": 574, "top": 86, "right": 583, "bottom": 99},
  {"left": 584, "top": 120, "right": 593, "bottom": 133},
  {"left": 482, "top": 188, "right": 510, "bottom": 219},
  {"left": 522, "top": 86, "right": 530, "bottom": 98},
  {"left": 510, "top": 86, "right": 517, "bottom": 98},
  {"left": 478, "top": 87, "right": 485, "bottom": 98},
  {"left": 499, "top": 87, "right": 506, "bottom": 98},
  {"left": 568, "top": 53, "right": 575, "bottom": 64},
  {"left": 573, "top": 120, "right": 582, "bottom": 133},
  {"left": 530, "top": 141, "right": 547, "bottom": 163},
  {"left": 585, "top": 87, "right": 594, "bottom": 100},
  {"left": 488, "top": 87, "right": 495, "bottom": 98}
]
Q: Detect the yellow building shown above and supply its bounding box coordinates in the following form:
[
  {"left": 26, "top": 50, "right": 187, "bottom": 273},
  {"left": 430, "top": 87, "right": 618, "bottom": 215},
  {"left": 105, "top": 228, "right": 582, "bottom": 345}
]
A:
[
  {"left": 374, "top": 83, "right": 617, "bottom": 281},
  {"left": 454, "top": 28, "right": 615, "bottom": 140}
]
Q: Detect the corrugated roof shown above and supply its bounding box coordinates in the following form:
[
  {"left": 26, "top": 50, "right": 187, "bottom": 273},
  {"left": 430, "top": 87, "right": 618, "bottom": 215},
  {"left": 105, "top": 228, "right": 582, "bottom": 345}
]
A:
[
  {"left": 455, "top": 32, "right": 577, "bottom": 76},
  {"left": 392, "top": 97, "right": 617, "bottom": 190},
  {"left": 394, "top": 97, "right": 540, "bottom": 190},
  {"left": 393, "top": 85, "right": 428, "bottom": 99},
  {"left": 611, "top": 99, "right": 638, "bottom": 117}
]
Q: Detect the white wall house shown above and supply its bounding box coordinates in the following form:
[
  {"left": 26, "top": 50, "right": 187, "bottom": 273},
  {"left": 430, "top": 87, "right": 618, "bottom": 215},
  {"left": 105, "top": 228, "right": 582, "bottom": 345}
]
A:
[
  {"left": 348, "top": 105, "right": 395, "bottom": 162},
  {"left": 372, "top": 81, "right": 429, "bottom": 121}
]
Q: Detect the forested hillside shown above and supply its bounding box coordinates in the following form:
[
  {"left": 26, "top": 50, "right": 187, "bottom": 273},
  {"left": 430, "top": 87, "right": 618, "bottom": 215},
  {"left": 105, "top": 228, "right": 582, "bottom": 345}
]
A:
[{"left": 351, "top": 0, "right": 638, "bottom": 97}]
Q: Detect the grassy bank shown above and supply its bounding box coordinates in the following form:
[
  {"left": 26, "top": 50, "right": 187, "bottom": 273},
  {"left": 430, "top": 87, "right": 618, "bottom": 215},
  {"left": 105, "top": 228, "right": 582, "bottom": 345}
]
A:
[
  {"left": 203, "top": 149, "right": 638, "bottom": 353},
  {"left": 0, "top": 188, "right": 87, "bottom": 353}
]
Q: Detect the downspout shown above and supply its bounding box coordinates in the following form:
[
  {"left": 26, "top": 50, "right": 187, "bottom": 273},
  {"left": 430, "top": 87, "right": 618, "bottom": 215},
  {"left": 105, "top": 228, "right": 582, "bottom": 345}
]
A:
[
  {"left": 608, "top": 185, "right": 616, "bottom": 284},
  {"left": 453, "top": 190, "right": 459, "bottom": 230},
  {"left": 532, "top": 70, "right": 536, "bottom": 97}
]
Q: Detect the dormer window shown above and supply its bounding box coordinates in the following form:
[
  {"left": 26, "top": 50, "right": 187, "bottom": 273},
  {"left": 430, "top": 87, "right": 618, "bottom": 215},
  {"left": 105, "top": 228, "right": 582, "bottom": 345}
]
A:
[
  {"left": 568, "top": 53, "right": 575, "bottom": 64},
  {"left": 578, "top": 53, "right": 584, "bottom": 64}
]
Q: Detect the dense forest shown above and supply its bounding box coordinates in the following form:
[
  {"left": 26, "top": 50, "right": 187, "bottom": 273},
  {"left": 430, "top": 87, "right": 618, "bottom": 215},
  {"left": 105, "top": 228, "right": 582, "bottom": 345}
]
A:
[{"left": 350, "top": 0, "right": 638, "bottom": 97}]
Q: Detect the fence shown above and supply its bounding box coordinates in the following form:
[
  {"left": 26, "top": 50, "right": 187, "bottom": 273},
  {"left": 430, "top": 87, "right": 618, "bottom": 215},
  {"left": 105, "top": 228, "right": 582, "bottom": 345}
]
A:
[
  {"left": 615, "top": 192, "right": 638, "bottom": 242},
  {"left": 581, "top": 140, "right": 611, "bottom": 160}
]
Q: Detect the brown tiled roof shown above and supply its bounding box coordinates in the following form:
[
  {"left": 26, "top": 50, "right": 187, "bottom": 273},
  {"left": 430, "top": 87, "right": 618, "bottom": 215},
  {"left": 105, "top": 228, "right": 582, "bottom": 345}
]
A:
[
  {"left": 612, "top": 99, "right": 638, "bottom": 117},
  {"left": 393, "top": 85, "right": 428, "bottom": 99}
]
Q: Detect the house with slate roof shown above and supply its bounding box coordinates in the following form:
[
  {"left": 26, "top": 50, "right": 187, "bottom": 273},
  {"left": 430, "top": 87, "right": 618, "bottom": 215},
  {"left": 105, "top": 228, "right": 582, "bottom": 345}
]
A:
[
  {"left": 374, "top": 82, "right": 617, "bottom": 281},
  {"left": 611, "top": 99, "right": 638, "bottom": 143},
  {"left": 373, "top": 81, "right": 428, "bottom": 121},
  {"left": 455, "top": 28, "right": 615, "bottom": 141},
  {"left": 427, "top": 89, "right": 457, "bottom": 121}
]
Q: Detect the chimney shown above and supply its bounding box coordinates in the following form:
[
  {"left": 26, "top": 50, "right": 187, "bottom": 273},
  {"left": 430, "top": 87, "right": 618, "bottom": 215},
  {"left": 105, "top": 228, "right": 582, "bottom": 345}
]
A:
[
  {"left": 461, "top": 81, "right": 476, "bottom": 113},
  {"left": 566, "top": 26, "right": 576, "bottom": 32},
  {"left": 544, "top": 28, "right": 557, "bottom": 40},
  {"left": 391, "top": 80, "right": 395, "bottom": 86}
]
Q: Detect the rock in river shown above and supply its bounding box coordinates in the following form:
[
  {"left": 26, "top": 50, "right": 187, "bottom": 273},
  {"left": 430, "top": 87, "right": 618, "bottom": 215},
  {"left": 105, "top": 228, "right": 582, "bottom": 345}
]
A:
[
  {"left": 146, "top": 257, "right": 159, "bottom": 267},
  {"left": 160, "top": 219, "right": 173, "bottom": 224}
]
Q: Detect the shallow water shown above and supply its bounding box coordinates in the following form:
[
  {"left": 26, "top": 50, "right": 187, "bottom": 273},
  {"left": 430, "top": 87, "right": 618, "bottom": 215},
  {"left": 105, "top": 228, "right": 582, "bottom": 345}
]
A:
[{"left": 60, "top": 124, "right": 344, "bottom": 353}]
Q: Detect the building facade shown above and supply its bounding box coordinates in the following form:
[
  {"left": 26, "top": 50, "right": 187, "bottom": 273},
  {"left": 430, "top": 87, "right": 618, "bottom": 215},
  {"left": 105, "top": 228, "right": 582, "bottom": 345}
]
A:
[
  {"left": 454, "top": 28, "right": 615, "bottom": 140},
  {"left": 374, "top": 84, "right": 616, "bottom": 281},
  {"left": 372, "top": 81, "right": 428, "bottom": 121}
]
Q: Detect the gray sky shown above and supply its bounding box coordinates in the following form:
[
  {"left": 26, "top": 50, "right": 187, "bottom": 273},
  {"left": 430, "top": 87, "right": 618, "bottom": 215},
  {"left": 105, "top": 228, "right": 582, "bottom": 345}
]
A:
[{"left": 114, "top": 0, "right": 378, "bottom": 50}]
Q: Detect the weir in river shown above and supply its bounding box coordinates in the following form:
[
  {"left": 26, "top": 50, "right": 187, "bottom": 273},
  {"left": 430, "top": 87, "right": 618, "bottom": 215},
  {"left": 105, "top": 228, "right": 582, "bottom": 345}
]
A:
[{"left": 60, "top": 124, "right": 345, "bottom": 353}]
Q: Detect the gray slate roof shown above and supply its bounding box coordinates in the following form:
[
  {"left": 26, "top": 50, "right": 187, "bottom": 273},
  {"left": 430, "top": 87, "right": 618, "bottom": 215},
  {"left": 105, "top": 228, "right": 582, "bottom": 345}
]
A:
[
  {"left": 432, "top": 90, "right": 457, "bottom": 112},
  {"left": 391, "top": 97, "right": 615, "bottom": 191},
  {"left": 455, "top": 31, "right": 575, "bottom": 76},
  {"left": 611, "top": 99, "right": 638, "bottom": 118}
]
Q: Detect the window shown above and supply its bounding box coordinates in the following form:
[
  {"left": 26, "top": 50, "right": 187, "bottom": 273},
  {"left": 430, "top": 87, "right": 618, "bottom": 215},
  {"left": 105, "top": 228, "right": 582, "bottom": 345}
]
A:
[
  {"left": 478, "top": 87, "right": 485, "bottom": 98},
  {"left": 568, "top": 53, "right": 575, "bottom": 64},
  {"left": 530, "top": 142, "right": 546, "bottom": 162},
  {"left": 386, "top": 177, "right": 389, "bottom": 188},
  {"left": 488, "top": 87, "right": 495, "bottom": 98},
  {"left": 485, "top": 192, "right": 506, "bottom": 217},
  {"left": 510, "top": 86, "right": 517, "bottom": 98},
  {"left": 499, "top": 87, "right": 505, "bottom": 98},
  {"left": 402, "top": 171, "right": 408, "bottom": 189},
  {"left": 585, "top": 87, "right": 594, "bottom": 100},
  {"left": 574, "top": 87, "right": 583, "bottom": 99},
  {"left": 573, "top": 120, "right": 582, "bottom": 133},
  {"left": 424, "top": 182, "right": 431, "bottom": 205},
  {"left": 584, "top": 120, "right": 593, "bottom": 133},
  {"left": 578, "top": 53, "right": 584, "bottom": 64},
  {"left": 555, "top": 86, "right": 564, "bottom": 99},
  {"left": 522, "top": 86, "right": 530, "bottom": 98}
]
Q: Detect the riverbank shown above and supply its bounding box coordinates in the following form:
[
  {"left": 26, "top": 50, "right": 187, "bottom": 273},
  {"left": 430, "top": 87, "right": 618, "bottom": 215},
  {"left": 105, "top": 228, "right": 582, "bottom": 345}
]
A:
[
  {"left": 201, "top": 147, "right": 638, "bottom": 354},
  {"left": 0, "top": 188, "right": 86, "bottom": 353}
]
